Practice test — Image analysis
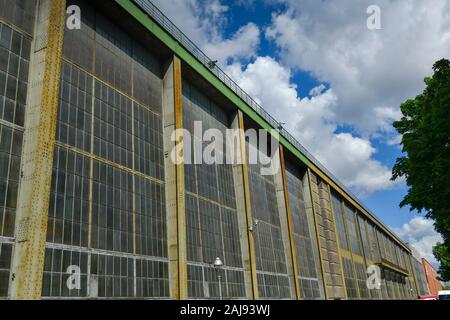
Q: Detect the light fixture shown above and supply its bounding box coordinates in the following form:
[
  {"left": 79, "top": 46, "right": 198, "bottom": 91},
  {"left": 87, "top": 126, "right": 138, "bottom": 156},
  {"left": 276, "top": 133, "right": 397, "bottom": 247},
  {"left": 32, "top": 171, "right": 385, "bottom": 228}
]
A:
[
  {"left": 213, "top": 257, "right": 224, "bottom": 268},
  {"left": 212, "top": 257, "right": 224, "bottom": 300},
  {"left": 249, "top": 219, "right": 259, "bottom": 232}
]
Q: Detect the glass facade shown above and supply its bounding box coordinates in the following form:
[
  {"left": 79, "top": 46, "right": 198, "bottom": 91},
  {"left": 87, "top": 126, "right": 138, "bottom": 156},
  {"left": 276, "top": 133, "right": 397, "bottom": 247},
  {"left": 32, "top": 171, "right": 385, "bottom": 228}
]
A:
[
  {"left": 331, "top": 191, "right": 416, "bottom": 300},
  {"left": 342, "top": 257, "right": 358, "bottom": 299},
  {"left": 0, "top": 0, "right": 35, "bottom": 298},
  {"left": 183, "top": 79, "right": 246, "bottom": 299},
  {"left": 285, "top": 162, "right": 323, "bottom": 299},
  {"left": 357, "top": 216, "right": 371, "bottom": 260},
  {"left": 413, "top": 257, "right": 429, "bottom": 296},
  {"left": 344, "top": 204, "right": 363, "bottom": 257},
  {"left": 331, "top": 192, "right": 348, "bottom": 251},
  {"left": 247, "top": 142, "right": 292, "bottom": 299},
  {"left": 42, "top": 0, "right": 168, "bottom": 298},
  {"left": 0, "top": 0, "right": 423, "bottom": 301}
]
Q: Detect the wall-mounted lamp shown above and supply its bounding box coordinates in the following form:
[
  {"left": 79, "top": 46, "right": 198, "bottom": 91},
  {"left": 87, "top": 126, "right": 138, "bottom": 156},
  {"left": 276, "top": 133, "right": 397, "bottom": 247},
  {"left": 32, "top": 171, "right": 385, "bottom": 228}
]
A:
[{"left": 249, "top": 219, "right": 259, "bottom": 232}]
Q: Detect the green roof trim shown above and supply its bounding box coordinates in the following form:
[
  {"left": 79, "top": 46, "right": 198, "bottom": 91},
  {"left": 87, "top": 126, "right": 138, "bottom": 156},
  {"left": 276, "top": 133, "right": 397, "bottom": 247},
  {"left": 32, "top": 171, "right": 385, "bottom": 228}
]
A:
[
  {"left": 114, "top": 0, "right": 310, "bottom": 166},
  {"left": 114, "top": 0, "right": 410, "bottom": 252}
]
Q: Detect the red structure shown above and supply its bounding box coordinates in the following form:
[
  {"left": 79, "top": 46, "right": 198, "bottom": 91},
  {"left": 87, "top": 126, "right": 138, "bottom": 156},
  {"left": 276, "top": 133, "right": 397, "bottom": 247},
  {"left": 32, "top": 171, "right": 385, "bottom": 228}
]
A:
[{"left": 422, "top": 258, "right": 443, "bottom": 295}]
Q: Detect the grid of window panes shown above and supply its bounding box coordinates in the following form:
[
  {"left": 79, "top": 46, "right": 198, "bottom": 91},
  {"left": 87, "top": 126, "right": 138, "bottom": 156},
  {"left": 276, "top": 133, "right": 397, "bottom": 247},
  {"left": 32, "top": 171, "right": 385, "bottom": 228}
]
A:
[
  {"left": 0, "top": 0, "right": 35, "bottom": 297},
  {"left": 42, "top": 0, "right": 168, "bottom": 298},
  {"left": 331, "top": 193, "right": 348, "bottom": 251},
  {"left": 376, "top": 229, "right": 386, "bottom": 260},
  {"left": 57, "top": 62, "right": 93, "bottom": 152},
  {"left": 285, "top": 163, "right": 323, "bottom": 299},
  {"left": 382, "top": 269, "right": 406, "bottom": 299},
  {"left": 342, "top": 257, "right": 358, "bottom": 299},
  {"left": 188, "top": 264, "right": 241, "bottom": 299},
  {"left": 0, "top": 124, "right": 21, "bottom": 239},
  {"left": 0, "top": 22, "right": 30, "bottom": 127},
  {"left": 0, "top": 0, "right": 36, "bottom": 36},
  {"left": 247, "top": 142, "right": 291, "bottom": 299},
  {"left": 344, "top": 203, "right": 363, "bottom": 256},
  {"left": 405, "top": 256, "right": 418, "bottom": 298},
  {"left": 367, "top": 223, "right": 380, "bottom": 262},
  {"left": 0, "top": 241, "right": 12, "bottom": 296},
  {"left": 47, "top": 147, "right": 90, "bottom": 247},
  {"left": 357, "top": 216, "right": 371, "bottom": 260},
  {"left": 413, "top": 258, "right": 429, "bottom": 296},
  {"left": 183, "top": 79, "right": 245, "bottom": 299},
  {"left": 42, "top": 247, "right": 89, "bottom": 298},
  {"left": 188, "top": 264, "right": 244, "bottom": 299},
  {"left": 355, "top": 262, "right": 370, "bottom": 299}
]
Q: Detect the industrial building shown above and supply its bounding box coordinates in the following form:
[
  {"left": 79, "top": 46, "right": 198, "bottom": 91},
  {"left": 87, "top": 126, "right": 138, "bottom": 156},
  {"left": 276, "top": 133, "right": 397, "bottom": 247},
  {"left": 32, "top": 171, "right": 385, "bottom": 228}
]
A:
[
  {"left": 0, "top": 0, "right": 432, "bottom": 299},
  {"left": 422, "top": 258, "right": 442, "bottom": 296}
]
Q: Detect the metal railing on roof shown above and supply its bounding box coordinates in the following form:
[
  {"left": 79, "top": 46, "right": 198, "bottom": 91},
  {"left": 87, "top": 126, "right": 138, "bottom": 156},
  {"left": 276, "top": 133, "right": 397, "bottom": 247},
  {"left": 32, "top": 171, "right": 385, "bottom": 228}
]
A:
[{"left": 132, "top": 0, "right": 405, "bottom": 247}]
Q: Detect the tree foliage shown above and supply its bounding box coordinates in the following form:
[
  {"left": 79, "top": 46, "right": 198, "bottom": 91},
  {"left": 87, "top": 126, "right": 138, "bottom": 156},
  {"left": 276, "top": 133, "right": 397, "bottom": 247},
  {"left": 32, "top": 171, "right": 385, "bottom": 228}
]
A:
[{"left": 392, "top": 59, "right": 450, "bottom": 281}]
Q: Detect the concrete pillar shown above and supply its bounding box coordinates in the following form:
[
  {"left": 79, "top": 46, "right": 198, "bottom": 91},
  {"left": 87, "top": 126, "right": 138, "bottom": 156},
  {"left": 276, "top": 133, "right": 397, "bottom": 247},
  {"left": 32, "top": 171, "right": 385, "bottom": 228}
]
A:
[
  {"left": 307, "top": 169, "right": 346, "bottom": 300},
  {"left": 9, "top": 0, "right": 66, "bottom": 300},
  {"left": 163, "top": 55, "right": 187, "bottom": 299},
  {"left": 302, "top": 170, "right": 326, "bottom": 298},
  {"left": 327, "top": 184, "right": 349, "bottom": 300},
  {"left": 276, "top": 145, "right": 300, "bottom": 299}
]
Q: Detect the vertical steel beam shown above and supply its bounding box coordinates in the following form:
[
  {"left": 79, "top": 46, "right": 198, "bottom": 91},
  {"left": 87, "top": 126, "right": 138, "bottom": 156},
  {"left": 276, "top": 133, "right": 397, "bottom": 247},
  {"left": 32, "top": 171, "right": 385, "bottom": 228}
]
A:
[
  {"left": 163, "top": 55, "right": 187, "bottom": 300},
  {"left": 9, "top": 0, "right": 66, "bottom": 300},
  {"left": 278, "top": 146, "right": 301, "bottom": 299}
]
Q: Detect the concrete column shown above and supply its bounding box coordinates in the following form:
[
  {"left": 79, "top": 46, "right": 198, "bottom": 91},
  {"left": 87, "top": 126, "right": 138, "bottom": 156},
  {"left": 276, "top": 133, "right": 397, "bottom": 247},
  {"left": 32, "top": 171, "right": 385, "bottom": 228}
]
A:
[
  {"left": 327, "top": 184, "right": 349, "bottom": 300},
  {"left": 307, "top": 169, "right": 329, "bottom": 299},
  {"left": 302, "top": 170, "right": 326, "bottom": 298},
  {"left": 276, "top": 146, "right": 300, "bottom": 299},
  {"left": 318, "top": 182, "right": 347, "bottom": 300},
  {"left": 163, "top": 55, "right": 187, "bottom": 299},
  {"left": 9, "top": 0, "right": 67, "bottom": 300},
  {"left": 307, "top": 169, "right": 346, "bottom": 300}
]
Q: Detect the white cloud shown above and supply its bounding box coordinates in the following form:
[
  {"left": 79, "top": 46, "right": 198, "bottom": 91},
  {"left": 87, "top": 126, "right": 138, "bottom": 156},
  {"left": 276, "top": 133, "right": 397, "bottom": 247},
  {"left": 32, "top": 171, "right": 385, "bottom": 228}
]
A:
[
  {"left": 203, "top": 23, "right": 260, "bottom": 64},
  {"left": 150, "top": 0, "right": 446, "bottom": 195},
  {"left": 266, "top": 0, "right": 450, "bottom": 138},
  {"left": 309, "top": 84, "right": 326, "bottom": 97},
  {"left": 150, "top": 0, "right": 260, "bottom": 64},
  {"left": 226, "top": 57, "right": 397, "bottom": 195},
  {"left": 394, "top": 217, "right": 443, "bottom": 268}
]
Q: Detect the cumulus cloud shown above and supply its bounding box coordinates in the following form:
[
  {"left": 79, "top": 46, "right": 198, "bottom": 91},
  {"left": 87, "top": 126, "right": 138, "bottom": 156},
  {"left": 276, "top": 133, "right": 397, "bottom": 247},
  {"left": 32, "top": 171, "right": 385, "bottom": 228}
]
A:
[
  {"left": 226, "top": 57, "right": 396, "bottom": 195},
  {"left": 150, "top": 0, "right": 447, "bottom": 195},
  {"left": 266, "top": 0, "right": 450, "bottom": 138},
  {"left": 151, "top": 0, "right": 260, "bottom": 64},
  {"left": 394, "top": 217, "right": 443, "bottom": 268},
  {"left": 203, "top": 23, "right": 260, "bottom": 64}
]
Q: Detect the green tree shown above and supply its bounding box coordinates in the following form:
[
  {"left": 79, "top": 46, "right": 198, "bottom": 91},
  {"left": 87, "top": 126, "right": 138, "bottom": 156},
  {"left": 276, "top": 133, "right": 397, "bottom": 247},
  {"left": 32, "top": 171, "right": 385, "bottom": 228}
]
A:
[{"left": 392, "top": 58, "right": 450, "bottom": 281}]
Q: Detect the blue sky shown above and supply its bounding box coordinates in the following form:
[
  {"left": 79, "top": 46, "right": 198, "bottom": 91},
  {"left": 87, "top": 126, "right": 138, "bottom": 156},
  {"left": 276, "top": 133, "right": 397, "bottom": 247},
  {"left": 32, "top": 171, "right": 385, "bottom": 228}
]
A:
[
  {"left": 222, "top": 0, "right": 410, "bottom": 227},
  {"left": 152, "top": 0, "right": 449, "bottom": 266}
]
